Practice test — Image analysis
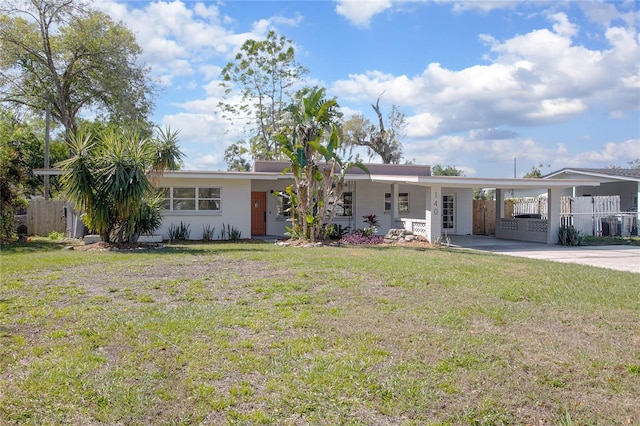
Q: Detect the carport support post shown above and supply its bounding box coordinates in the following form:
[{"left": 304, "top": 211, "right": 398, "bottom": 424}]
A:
[
  {"left": 389, "top": 183, "right": 398, "bottom": 229},
  {"left": 637, "top": 182, "right": 640, "bottom": 236},
  {"left": 425, "top": 185, "right": 442, "bottom": 243},
  {"left": 547, "top": 187, "right": 562, "bottom": 244},
  {"left": 495, "top": 188, "right": 504, "bottom": 220}
]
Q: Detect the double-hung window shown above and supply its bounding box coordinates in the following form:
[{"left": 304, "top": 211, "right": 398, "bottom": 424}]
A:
[
  {"left": 336, "top": 192, "right": 353, "bottom": 217},
  {"left": 276, "top": 195, "right": 291, "bottom": 218},
  {"left": 385, "top": 192, "right": 409, "bottom": 213}
]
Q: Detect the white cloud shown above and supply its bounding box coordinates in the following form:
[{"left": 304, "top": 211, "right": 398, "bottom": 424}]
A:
[
  {"left": 405, "top": 113, "right": 442, "bottom": 138},
  {"left": 404, "top": 130, "right": 640, "bottom": 178},
  {"left": 448, "top": 1, "right": 520, "bottom": 14},
  {"left": 334, "top": 0, "right": 393, "bottom": 28},
  {"left": 330, "top": 9, "right": 640, "bottom": 138},
  {"left": 470, "top": 128, "right": 519, "bottom": 140},
  {"left": 162, "top": 112, "right": 243, "bottom": 170},
  {"left": 549, "top": 12, "right": 578, "bottom": 38},
  {"left": 566, "top": 139, "right": 640, "bottom": 166}
]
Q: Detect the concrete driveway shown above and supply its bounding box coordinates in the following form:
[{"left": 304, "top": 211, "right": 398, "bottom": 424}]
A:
[{"left": 448, "top": 235, "right": 640, "bottom": 274}]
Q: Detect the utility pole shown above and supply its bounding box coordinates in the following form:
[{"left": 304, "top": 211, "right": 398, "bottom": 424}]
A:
[
  {"left": 44, "top": 105, "right": 51, "bottom": 200},
  {"left": 512, "top": 157, "right": 516, "bottom": 197}
]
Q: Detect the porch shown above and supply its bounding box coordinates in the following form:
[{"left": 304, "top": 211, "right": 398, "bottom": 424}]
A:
[{"left": 371, "top": 176, "right": 600, "bottom": 245}]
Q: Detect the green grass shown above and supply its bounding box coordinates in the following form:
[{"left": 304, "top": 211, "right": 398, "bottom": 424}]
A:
[
  {"left": 583, "top": 235, "right": 640, "bottom": 246},
  {"left": 1, "top": 239, "right": 639, "bottom": 425}
]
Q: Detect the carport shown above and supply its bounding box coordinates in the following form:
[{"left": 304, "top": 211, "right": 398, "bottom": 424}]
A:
[{"left": 369, "top": 175, "right": 601, "bottom": 245}]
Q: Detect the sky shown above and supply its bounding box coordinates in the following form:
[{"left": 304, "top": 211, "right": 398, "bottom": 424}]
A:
[{"left": 95, "top": 0, "right": 640, "bottom": 178}]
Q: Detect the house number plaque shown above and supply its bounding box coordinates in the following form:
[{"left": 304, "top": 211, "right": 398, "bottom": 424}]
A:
[{"left": 433, "top": 191, "right": 439, "bottom": 215}]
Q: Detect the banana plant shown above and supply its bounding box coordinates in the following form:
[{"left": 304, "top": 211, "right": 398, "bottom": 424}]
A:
[{"left": 279, "top": 88, "right": 367, "bottom": 241}]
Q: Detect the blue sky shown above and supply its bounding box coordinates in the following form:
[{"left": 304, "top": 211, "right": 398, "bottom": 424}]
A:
[{"left": 98, "top": 0, "right": 640, "bottom": 177}]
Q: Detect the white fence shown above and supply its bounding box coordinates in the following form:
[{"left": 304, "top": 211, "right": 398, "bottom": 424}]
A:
[
  {"left": 510, "top": 195, "right": 638, "bottom": 237},
  {"left": 509, "top": 197, "right": 548, "bottom": 219},
  {"left": 560, "top": 196, "right": 637, "bottom": 237}
]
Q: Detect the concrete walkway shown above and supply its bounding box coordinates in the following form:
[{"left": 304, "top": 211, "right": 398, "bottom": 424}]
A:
[{"left": 448, "top": 235, "right": 640, "bottom": 274}]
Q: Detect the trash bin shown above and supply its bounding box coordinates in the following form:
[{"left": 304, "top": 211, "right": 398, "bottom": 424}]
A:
[
  {"left": 16, "top": 224, "right": 27, "bottom": 242},
  {"left": 600, "top": 217, "right": 618, "bottom": 236}
]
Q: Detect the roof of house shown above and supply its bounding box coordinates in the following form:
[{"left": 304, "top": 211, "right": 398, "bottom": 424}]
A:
[
  {"left": 35, "top": 161, "right": 601, "bottom": 190},
  {"left": 543, "top": 168, "right": 640, "bottom": 182}
]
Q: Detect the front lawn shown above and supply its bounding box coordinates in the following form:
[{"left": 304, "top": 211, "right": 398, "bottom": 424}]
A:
[
  {"left": 583, "top": 235, "right": 640, "bottom": 246},
  {"left": 1, "top": 240, "right": 638, "bottom": 424}
]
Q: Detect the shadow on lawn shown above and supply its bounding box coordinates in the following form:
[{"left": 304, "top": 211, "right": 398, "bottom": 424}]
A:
[
  {"left": 0, "top": 239, "right": 68, "bottom": 254},
  {"left": 0, "top": 239, "right": 273, "bottom": 256}
]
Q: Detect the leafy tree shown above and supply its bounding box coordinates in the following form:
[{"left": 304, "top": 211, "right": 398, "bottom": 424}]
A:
[
  {"left": 278, "top": 88, "right": 366, "bottom": 241},
  {"left": 342, "top": 96, "right": 406, "bottom": 164},
  {"left": 473, "top": 188, "right": 495, "bottom": 200},
  {"left": 0, "top": 0, "right": 156, "bottom": 142},
  {"left": 0, "top": 108, "right": 69, "bottom": 199},
  {"left": 0, "top": 112, "right": 30, "bottom": 237},
  {"left": 58, "top": 128, "right": 183, "bottom": 243},
  {"left": 224, "top": 142, "right": 251, "bottom": 171},
  {"left": 607, "top": 159, "right": 640, "bottom": 170},
  {"left": 220, "top": 30, "right": 308, "bottom": 166},
  {"left": 432, "top": 164, "right": 464, "bottom": 176},
  {"left": 523, "top": 164, "right": 543, "bottom": 178}
]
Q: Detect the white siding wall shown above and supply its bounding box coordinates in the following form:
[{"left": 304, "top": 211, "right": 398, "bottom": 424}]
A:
[
  {"left": 351, "top": 181, "right": 386, "bottom": 232},
  {"left": 351, "top": 182, "right": 427, "bottom": 234},
  {"left": 443, "top": 187, "right": 473, "bottom": 235},
  {"left": 157, "top": 177, "right": 251, "bottom": 240}
]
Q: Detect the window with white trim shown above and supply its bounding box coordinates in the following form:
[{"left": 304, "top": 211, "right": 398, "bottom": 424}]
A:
[
  {"left": 385, "top": 192, "right": 409, "bottom": 213},
  {"left": 161, "top": 187, "right": 221, "bottom": 211},
  {"left": 276, "top": 195, "right": 291, "bottom": 218},
  {"left": 399, "top": 193, "right": 409, "bottom": 212},
  {"left": 336, "top": 192, "right": 353, "bottom": 217}
]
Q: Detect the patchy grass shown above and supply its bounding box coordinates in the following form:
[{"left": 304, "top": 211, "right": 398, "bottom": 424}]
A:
[{"left": 1, "top": 239, "right": 639, "bottom": 425}]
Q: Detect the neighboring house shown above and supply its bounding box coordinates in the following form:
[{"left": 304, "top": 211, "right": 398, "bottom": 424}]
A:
[
  {"left": 540, "top": 168, "right": 640, "bottom": 237},
  {"left": 155, "top": 161, "right": 600, "bottom": 244},
  {"left": 542, "top": 168, "right": 640, "bottom": 213}
]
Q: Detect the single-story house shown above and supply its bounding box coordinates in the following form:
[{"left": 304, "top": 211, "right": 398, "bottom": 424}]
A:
[{"left": 155, "top": 161, "right": 601, "bottom": 244}]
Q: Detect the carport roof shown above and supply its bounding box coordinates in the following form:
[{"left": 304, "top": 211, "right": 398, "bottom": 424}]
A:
[{"left": 368, "top": 175, "right": 601, "bottom": 190}]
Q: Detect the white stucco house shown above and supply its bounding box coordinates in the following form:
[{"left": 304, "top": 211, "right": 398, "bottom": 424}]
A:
[{"left": 155, "top": 161, "right": 601, "bottom": 244}]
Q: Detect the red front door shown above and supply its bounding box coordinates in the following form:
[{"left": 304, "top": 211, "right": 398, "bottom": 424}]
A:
[{"left": 251, "top": 192, "right": 267, "bottom": 236}]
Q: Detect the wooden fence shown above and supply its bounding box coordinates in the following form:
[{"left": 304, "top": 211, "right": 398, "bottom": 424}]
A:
[
  {"left": 472, "top": 199, "right": 495, "bottom": 235},
  {"left": 26, "top": 199, "right": 66, "bottom": 236},
  {"left": 473, "top": 195, "right": 636, "bottom": 237}
]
